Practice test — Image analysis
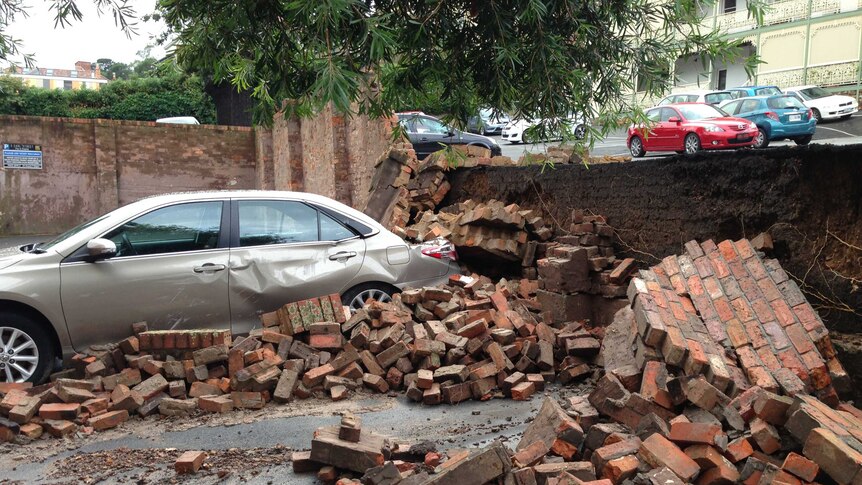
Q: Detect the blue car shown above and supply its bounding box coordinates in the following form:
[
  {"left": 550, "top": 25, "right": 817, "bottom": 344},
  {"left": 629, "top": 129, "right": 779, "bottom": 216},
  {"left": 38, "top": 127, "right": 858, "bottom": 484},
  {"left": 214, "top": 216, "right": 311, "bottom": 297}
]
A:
[
  {"left": 719, "top": 95, "right": 816, "bottom": 148},
  {"left": 726, "top": 85, "right": 782, "bottom": 99}
]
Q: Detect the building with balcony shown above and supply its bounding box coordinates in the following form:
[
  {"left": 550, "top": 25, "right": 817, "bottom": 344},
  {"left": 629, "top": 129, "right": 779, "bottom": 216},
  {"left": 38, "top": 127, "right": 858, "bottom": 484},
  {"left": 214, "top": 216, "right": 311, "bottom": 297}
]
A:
[
  {"left": 6, "top": 61, "right": 109, "bottom": 90},
  {"left": 639, "top": 0, "right": 862, "bottom": 102}
]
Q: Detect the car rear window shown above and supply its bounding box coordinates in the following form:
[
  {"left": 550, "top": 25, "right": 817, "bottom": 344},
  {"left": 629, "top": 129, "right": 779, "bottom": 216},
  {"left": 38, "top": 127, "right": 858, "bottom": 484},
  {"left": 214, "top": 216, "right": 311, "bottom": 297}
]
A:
[
  {"left": 755, "top": 87, "right": 781, "bottom": 96},
  {"left": 705, "top": 92, "right": 732, "bottom": 104},
  {"left": 767, "top": 96, "right": 805, "bottom": 110}
]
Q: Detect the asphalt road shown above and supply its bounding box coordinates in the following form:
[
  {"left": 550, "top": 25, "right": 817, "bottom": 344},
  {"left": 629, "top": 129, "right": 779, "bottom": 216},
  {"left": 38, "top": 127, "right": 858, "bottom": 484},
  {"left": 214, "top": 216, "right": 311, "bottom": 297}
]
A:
[
  {"left": 0, "top": 389, "right": 567, "bottom": 484},
  {"left": 497, "top": 113, "right": 862, "bottom": 160}
]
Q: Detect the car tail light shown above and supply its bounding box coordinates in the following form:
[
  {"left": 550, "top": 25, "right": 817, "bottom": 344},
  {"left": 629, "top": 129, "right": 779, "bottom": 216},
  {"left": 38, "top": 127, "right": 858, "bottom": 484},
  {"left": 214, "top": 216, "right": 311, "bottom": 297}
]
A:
[
  {"left": 765, "top": 112, "right": 780, "bottom": 121},
  {"left": 808, "top": 108, "right": 814, "bottom": 119},
  {"left": 421, "top": 243, "right": 458, "bottom": 261}
]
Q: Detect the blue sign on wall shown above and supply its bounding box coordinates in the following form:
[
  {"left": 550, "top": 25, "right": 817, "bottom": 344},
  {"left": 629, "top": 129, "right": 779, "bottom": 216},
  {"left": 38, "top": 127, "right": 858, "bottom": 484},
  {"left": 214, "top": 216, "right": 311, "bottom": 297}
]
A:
[{"left": 2, "top": 143, "right": 43, "bottom": 169}]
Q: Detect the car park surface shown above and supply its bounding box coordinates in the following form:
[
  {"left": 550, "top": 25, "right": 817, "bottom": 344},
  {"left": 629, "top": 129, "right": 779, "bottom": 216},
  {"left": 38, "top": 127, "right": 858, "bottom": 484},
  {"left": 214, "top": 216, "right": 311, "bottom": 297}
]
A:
[{"left": 0, "top": 191, "right": 459, "bottom": 383}]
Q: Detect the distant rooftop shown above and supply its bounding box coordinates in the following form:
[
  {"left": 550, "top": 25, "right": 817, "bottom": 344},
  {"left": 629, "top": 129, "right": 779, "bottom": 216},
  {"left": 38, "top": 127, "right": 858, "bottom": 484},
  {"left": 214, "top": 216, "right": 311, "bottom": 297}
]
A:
[{"left": 8, "top": 61, "right": 107, "bottom": 80}]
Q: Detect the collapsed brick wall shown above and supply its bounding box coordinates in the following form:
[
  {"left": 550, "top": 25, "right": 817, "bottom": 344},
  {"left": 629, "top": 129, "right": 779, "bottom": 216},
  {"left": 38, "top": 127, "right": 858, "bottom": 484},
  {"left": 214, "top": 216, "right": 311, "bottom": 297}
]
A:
[{"left": 444, "top": 145, "right": 862, "bottom": 332}]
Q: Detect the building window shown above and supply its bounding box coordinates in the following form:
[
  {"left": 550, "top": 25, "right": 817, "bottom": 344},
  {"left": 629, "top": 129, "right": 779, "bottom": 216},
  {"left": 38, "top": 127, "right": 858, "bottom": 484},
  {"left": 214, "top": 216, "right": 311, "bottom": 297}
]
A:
[
  {"left": 43, "top": 79, "right": 50, "bottom": 89},
  {"left": 723, "top": 0, "right": 737, "bottom": 13},
  {"left": 46, "top": 69, "right": 53, "bottom": 76},
  {"left": 717, "top": 70, "right": 727, "bottom": 90},
  {"left": 63, "top": 80, "right": 72, "bottom": 90}
]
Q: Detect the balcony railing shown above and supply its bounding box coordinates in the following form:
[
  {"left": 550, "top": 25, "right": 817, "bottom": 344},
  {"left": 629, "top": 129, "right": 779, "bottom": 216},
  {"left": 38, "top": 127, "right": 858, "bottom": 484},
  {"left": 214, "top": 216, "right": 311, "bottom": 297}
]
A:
[
  {"left": 715, "top": 0, "right": 844, "bottom": 34},
  {"left": 756, "top": 61, "right": 859, "bottom": 87},
  {"left": 757, "top": 68, "right": 806, "bottom": 87},
  {"left": 806, "top": 61, "right": 860, "bottom": 86}
]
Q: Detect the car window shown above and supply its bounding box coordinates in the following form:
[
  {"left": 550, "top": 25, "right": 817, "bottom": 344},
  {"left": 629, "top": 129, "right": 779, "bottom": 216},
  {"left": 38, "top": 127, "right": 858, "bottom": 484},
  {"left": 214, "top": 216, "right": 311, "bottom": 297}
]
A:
[
  {"left": 646, "top": 109, "right": 661, "bottom": 122},
  {"left": 658, "top": 97, "right": 672, "bottom": 106},
  {"left": 739, "top": 99, "right": 761, "bottom": 113},
  {"left": 104, "top": 201, "right": 223, "bottom": 257},
  {"left": 798, "top": 87, "right": 830, "bottom": 100},
  {"left": 729, "top": 90, "right": 745, "bottom": 99},
  {"left": 682, "top": 95, "right": 698, "bottom": 103},
  {"left": 398, "top": 118, "right": 416, "bottom": 133},
  {"left": 660, "top": 107, "right": 678, "bottom": 121},
  {"left": 413, "top": 117, "right": 450, "bottom": 135},
  {"left": 320, "top": 211, "right": 355, "bottom": 241},
  {"left": 238, "top": 200, "right": 319, "bottom": 246},
  {"left": 705, "top": 92, "right": 732, "bottom": 104},
  {"left": 722, "top": 100, "right": 742, "bottom": 115},
  {"left": 767, "top": 96, "right": 805, "bottom": 110},
  {"left": 676, "top": 104, "right": 724, "bottom": 120},
  {"left": 755, "top": 87, "right": 781, "bottom": 96}
]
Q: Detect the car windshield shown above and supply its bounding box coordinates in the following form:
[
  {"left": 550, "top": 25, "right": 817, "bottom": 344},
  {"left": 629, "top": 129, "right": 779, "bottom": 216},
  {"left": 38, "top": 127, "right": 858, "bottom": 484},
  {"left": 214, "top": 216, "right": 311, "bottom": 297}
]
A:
[
  {"left": 676, "top": 104, "right": 726, "bottom": 121},
  {"left": 767, "top": 96, "right": 806, "bottom": 110},
  {"left": 754, "top": 87, "right": 781, "bottom": 96},
  {"left": 37, "top": 213, "right": 113, "bottom": 251},
  {"left": 797, "top": 87, "right": 831, "bottom": 100}
]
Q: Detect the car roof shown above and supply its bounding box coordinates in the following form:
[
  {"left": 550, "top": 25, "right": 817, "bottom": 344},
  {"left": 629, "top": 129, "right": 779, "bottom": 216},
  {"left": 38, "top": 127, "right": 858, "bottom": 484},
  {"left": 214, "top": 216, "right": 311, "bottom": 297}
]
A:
[
  {"left": 784, "top": 85, "right": 816, "bottom": 91},
  {"left": 667, "top": 90, "right": 729, "bottom": 95}
]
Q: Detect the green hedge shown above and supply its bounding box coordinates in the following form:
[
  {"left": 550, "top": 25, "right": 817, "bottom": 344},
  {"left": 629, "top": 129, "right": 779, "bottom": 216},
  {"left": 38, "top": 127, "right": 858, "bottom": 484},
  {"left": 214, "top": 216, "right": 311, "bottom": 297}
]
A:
[{"left": 0, "top": 75, "right": 217, "bottom": 123}]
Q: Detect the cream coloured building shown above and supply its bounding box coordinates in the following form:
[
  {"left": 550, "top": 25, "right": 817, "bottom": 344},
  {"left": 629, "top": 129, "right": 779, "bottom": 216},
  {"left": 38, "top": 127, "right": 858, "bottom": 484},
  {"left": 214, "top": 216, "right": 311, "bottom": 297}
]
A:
[
  {"left": 6, "top": 61, "right": 108, "bottom": 90},
  {"left": 639, "top": 0, "right": 862, "bottom": 101}
]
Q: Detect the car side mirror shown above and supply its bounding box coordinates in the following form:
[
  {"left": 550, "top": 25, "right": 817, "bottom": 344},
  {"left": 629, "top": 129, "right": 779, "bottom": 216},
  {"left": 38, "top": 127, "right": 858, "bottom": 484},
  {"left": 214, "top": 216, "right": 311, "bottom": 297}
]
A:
[
  {"left": 668, "top": 117, "right": 681, "bottom": 123},
  {"left": 86, "top": 238, "right": 117, "bottom": 261}
]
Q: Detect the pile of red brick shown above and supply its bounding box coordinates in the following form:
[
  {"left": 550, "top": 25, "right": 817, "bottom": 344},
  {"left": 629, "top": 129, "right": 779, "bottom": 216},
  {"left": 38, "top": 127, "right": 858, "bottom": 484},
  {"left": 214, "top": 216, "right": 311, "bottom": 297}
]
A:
[
  {"left": 406, "top": 199, "right": 554, "bottom": 263},
  {"left": 578, "top": 238, "right": 860, "bottom": 485},
  {"left": 364, "top": 143, "right": 516, "bottom": 238},
  {"left": 0, "top": 266, "right": 625, "bottom": 444},
  {"left": 536, "top": 210, "right": 637, "bottom": 304}
]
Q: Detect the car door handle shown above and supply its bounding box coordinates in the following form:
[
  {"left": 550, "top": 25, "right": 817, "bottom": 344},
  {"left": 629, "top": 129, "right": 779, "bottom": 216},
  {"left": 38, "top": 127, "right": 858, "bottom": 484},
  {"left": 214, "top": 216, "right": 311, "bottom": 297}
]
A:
[
  {"left": 329, "top": 251, "right": 357, "bottom": 261},
  {"left": 194, "top": 263, "right": 226, "bottom": 273},
  {"left": 420, "top": 137, "right": 428, "bottom": 141}
]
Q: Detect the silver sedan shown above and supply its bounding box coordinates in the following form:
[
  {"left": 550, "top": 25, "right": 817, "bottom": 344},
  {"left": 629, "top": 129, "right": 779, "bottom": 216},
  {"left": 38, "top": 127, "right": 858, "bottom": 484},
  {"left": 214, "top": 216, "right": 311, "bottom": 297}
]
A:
[{"left": 0, "top": 191, "right": 459, "bottom": 383}]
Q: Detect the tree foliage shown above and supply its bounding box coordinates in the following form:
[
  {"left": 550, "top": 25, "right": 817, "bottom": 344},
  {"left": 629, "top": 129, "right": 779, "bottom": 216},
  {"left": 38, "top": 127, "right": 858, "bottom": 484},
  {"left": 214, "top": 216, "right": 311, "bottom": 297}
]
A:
[
  {"left": 157, "top": 0, "right": 766, "bottom": 140},
  {"left": 0, "top": 74, "right": 217, "bottom": 122}
]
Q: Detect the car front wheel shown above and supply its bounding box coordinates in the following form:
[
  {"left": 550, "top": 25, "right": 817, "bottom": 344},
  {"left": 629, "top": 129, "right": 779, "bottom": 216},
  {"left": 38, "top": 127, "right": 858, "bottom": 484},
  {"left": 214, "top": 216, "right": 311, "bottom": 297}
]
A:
[
  {"left": 0, "top": 312, "right": 53, "bottom": 383},
  {"left": 629, "top": 136, "right": 646, "bottom": 157},
  {"left": 342, "top": 283, "right": 397, "bottom": 311},
  {"left": 812, "top": 109, "right": 822, "bottom": 122},
  {"left": 684, "top": 133, "right": 701, "bottom": 154},
  {"left": 753, "top": 128, "right": 770, "bottom": 149}
]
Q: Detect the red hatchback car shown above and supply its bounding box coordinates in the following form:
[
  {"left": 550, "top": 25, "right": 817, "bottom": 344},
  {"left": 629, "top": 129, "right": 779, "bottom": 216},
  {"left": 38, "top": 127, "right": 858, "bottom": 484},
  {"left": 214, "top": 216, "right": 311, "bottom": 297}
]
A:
[{"left": 628, "top": 103, "right": 759, "bottom": 157}]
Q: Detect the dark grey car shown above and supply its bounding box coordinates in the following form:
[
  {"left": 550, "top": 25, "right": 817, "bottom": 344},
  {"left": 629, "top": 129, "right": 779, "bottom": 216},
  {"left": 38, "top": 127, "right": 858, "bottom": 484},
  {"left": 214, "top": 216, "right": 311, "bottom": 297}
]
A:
[{"left": 397, "top": 113, "right": 502, "bottom": 160}]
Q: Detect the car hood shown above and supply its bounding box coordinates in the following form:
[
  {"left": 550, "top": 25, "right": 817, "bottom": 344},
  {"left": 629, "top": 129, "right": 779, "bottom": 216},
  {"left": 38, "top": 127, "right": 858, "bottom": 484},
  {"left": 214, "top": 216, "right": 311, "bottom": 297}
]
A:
[
  {"left": 689, "top": 117, "right": 754, "bottom": 129},
  {"left": 809, "top": 94, "right": 856, "bottom": 107},
  {"left": 0, "top": 245, "right": 26, "bottom": 270},
  {"left": 455, "top": 131, "right": 498, "bottom": 145}
]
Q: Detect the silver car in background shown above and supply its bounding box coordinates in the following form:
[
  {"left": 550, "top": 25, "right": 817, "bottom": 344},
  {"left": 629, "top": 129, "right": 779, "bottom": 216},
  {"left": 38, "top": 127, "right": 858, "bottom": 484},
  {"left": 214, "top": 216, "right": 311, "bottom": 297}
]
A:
[{"left": 0, "top": 191, "right": 459, "bottom": 383}]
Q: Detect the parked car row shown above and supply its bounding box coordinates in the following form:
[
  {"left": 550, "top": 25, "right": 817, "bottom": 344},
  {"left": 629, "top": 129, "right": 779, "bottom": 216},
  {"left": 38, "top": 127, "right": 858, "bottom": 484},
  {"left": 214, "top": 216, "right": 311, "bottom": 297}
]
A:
[{"left": 629, "top": 83, "right": 857, "bottom": 157}]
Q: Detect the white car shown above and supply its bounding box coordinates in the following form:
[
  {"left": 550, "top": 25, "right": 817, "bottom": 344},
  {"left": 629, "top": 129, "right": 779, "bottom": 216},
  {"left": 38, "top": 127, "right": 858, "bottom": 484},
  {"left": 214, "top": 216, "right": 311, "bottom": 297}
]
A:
[
  {"left": 501, "top": 116, "right": 587, "bottom": 144},
  {"left": 783, "top": 85, "right": 858, "bottom": 122},
  {"left": 658, "top": 90, "right": 734, "bottom": 106},
  {"left": 156, "top": 116, "right": 201, "bottom": 125}
]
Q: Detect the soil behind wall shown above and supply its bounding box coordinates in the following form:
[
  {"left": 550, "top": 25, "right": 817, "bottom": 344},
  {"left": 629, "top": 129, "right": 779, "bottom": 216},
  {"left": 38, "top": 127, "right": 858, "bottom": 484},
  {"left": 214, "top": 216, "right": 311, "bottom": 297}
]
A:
[{"left": 445, "top": 144, "right": 862, "bottom": 331}]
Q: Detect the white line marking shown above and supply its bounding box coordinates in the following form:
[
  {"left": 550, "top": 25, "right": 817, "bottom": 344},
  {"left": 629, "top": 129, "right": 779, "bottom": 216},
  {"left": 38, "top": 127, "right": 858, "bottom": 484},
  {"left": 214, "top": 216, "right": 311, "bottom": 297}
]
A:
[{"left": 817, "top": 126, "right": 856, "bottom": 137}]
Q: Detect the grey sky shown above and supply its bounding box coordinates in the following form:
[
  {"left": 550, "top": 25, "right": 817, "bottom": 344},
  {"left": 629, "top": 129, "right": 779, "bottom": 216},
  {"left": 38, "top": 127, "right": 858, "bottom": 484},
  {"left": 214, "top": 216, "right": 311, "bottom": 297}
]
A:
[{"left": 5, "top": 1, "right": 167, "bottom": 68}]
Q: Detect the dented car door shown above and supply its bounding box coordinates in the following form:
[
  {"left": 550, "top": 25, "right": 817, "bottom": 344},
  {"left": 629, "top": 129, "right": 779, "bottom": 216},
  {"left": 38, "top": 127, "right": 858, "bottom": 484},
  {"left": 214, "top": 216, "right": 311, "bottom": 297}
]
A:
[{"left": 228, "top": 198, "right": 366, "bottom": 335}]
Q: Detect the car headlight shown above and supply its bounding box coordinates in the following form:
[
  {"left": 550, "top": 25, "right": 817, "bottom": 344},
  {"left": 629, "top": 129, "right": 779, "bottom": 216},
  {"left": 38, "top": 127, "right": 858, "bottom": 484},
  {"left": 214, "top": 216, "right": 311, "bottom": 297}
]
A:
[
  {"left": 704, "top": 125, "right": 724, "bottom": 132},
  {"left": 749, "top": 123, "right": 757, "bottom": 129}
]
